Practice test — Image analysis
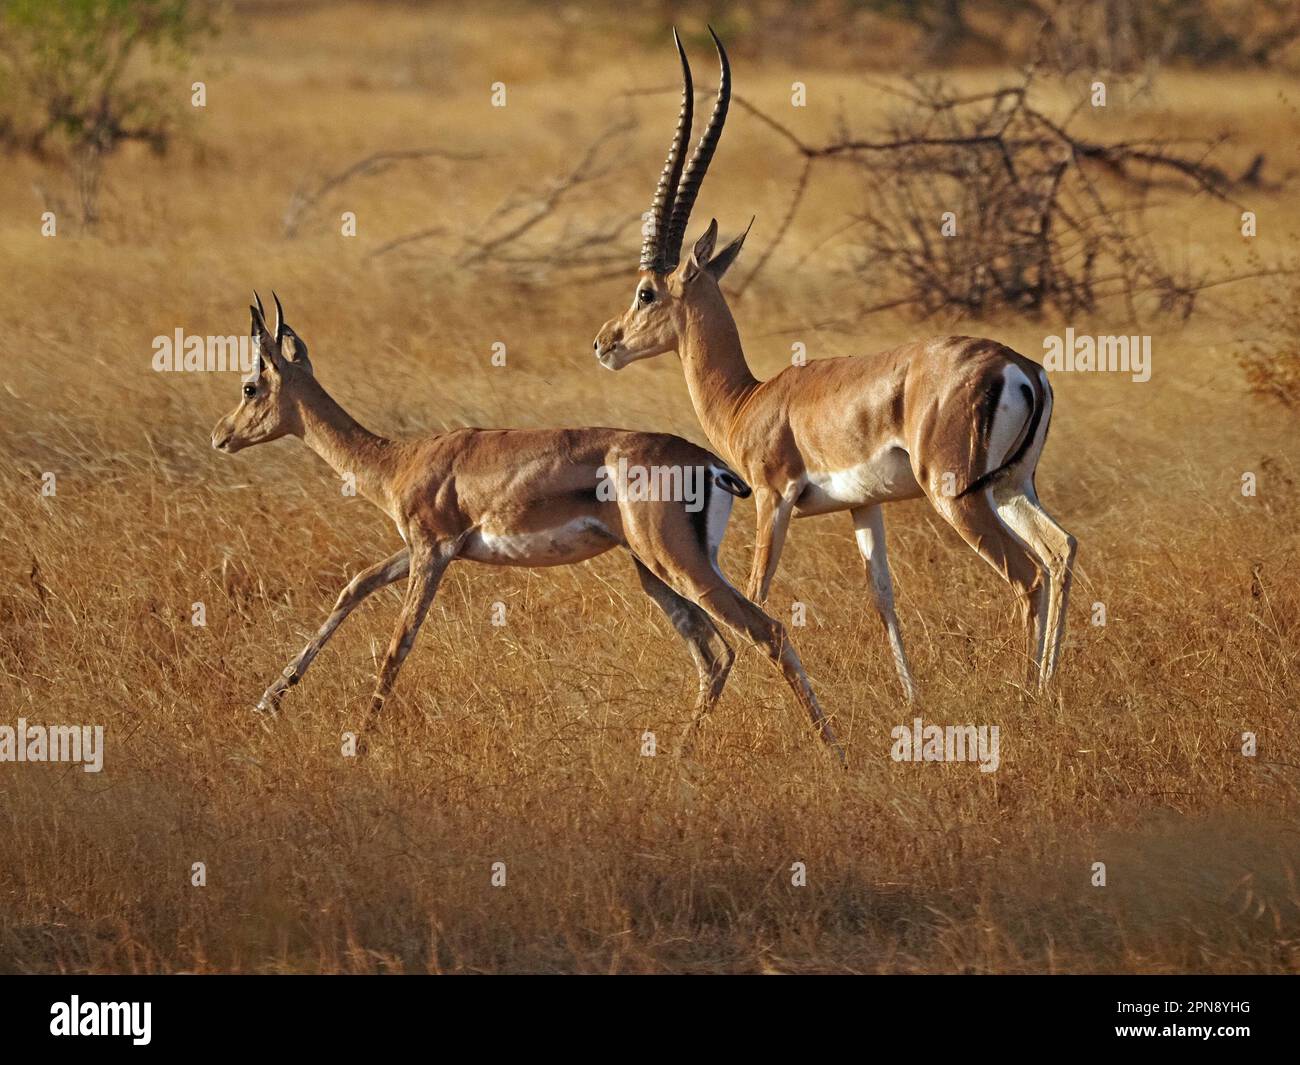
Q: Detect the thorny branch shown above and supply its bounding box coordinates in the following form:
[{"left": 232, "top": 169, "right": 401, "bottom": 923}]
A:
[{"left": 283, "top": 147, "right": 484, "bottom": 238}]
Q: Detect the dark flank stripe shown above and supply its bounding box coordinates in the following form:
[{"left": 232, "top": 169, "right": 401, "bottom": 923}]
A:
[
  {"left": 690, "top": 473, "right": 712, "bottom": 550},
  {"left": 981, "top": 373, "right": 1006, "bottom": 468}
]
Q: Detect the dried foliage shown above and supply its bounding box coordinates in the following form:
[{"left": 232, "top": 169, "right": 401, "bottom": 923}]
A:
[
  {"left": 679, "top": 0, "right": 1300, "bottom": 70},
  {"left": 1239, "top": 260, "right": 1300, "bottom": 408},
  {"left": 735, "top": 69, "right": 1267, "bottom": 319},
  {"left": 1026, "top": 0, "right": 1300, "bottom": 73}
]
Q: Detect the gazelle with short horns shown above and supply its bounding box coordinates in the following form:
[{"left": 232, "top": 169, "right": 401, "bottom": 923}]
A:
[
  {"left": 593, "top": 29, "right": 1077, "bottom": 698},
  {"left": 212, "top": 293, "right": 841, "bottom": 755}
]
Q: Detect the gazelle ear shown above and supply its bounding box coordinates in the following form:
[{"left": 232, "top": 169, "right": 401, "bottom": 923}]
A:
[
  {"left": 706, "top": 217, "right": 752, "bottom": 280},
  {"left": 269, "top": 291, "right": 312, "bottom": 371},
  {"left": 280, "top": 326, "right": 312, "bottom": 371},
  {"left": 684, "top": 219, "right": 719, "bottom": 280}
]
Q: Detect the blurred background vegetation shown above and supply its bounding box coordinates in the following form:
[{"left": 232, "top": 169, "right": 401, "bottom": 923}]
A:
[{"left": 0, "top": 0, "right": 1296, "bottom": 395}]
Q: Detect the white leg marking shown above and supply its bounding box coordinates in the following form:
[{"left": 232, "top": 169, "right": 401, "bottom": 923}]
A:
[
  {"left": 993, "top": 488, "right": 1050, "bottom": 681},
  {"left": 992, "top": 384, "right": 1075, "bottom": 687},
  {"left": 852, "top": 504, "right": 918, "bottom": 702}
]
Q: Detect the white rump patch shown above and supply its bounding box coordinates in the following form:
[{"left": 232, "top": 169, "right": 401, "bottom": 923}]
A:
[{"left": 985, "top": 365, "right": 1036, "bottom": 475}]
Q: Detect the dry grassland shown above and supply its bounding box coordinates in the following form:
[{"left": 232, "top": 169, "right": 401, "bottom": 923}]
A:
[{"left": 0, "top": 2, "right": 1297, "bottom": 972}]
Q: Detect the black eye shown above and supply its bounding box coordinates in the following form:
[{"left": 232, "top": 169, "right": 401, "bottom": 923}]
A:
[
  {"left": 243, "top": 383, "right": 257, "bottom": 398},
  {"left": 638, "top": 288, "right": 656, "bottom": 305}
]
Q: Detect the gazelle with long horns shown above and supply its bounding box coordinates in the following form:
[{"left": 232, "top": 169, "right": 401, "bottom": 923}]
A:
[
  {"left": 212, "top": 294, "right": 841, "bottom": 755},
  {"left": 593, "top": 29, "right": 1077, "bottom": 698}
]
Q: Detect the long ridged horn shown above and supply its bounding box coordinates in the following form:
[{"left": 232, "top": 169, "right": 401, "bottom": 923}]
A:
[
  {"left": 664, "top": 26, "right": 730, "bottom": 269},
  {"left": 640, "top": 28, "right": 694, "bottom": 273}
]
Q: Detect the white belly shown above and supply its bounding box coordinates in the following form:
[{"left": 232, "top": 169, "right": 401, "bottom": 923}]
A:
[
  {"left": 796, "top": 448, "right": 921, "bottom": 516},
  {"left": 460, "top": 517, "right": 613, "bottom": 567}
]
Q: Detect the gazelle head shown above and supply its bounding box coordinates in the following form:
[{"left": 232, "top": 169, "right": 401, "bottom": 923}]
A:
[
  {"left": 211, "top": 292, "right": 314, "bottom": 453},
  {"left": 593, "top": 27, "right": 748, "bottom": 371}
]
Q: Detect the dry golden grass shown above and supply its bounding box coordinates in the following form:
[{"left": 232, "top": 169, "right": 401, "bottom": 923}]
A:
[{"left": 1, "top": 2, "right": 1299, "bottom": 973}]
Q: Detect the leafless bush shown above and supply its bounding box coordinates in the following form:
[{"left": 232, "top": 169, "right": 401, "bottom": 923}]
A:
[
  {"left": 733, "top": 69, "right": 1268, "bottom": 319},
  {"left": 847, "top": 74, "right": 1241, "bottom": 318}
]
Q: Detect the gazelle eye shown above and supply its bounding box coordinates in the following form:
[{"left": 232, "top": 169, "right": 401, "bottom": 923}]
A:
[
  {"left": 243, "top": 383, "right": 257, "bottom": 398},
  {"left": 638, "top": 288, "right": 656, "bottom": 305}
]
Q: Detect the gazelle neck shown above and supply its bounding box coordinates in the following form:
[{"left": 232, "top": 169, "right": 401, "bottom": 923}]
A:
[
  {"left": 679, "top": 297, "right": 758, "bottom": 462},
  {"left": 292, "top": 375, "right": 395, "bottom": 504}
]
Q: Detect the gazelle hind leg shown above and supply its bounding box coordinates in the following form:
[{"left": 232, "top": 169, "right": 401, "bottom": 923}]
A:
[
  {"left": 850, "top": 504, "right": 918, "bottom": 703},
  {"left": 1040, "top": 510, "right": 1076, "bottom": 683},
  {"left": 698, "top": 581, "right": 842, "bottom": 760},
  {"left": 995, "top": 484, "right": 1077, "bottom": 686},
  {"left": 936, "top": 488, "right": 1047, "bottom": 689},
  {"left": 623, "top": 488, "right": 838, "bottom": 760},
  {"left": 644, "top": 552, "right": 842, "bottom": 761},
  {"left": 633, "top": 559, "right": 735, "bottom": 743}
]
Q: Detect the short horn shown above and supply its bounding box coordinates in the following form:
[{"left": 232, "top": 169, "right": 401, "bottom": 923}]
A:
[
  {"left": 640, "top": 27, "right": 694, "bottom": 274},
  {"left": 249, "top": 296, "right": 269, "bottom": 338},
  {"left": 248, "top": 304, "right": 267, "bottom": 378},
  {"left": 272, "top": 291, "right": 285, "bottom": 345},
  {"left": 664, "top": 25, "right": 730, "bottom": 269}
]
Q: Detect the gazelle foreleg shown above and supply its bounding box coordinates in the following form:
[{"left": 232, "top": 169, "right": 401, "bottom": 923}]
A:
[
  {"left": 361, "top": 545, "right": 453, "bottom": 735},
  {"left": 257, "top": 548, "right": 411, "bottom": 714},
  {"left": 746, "top": 486, "right": 796, "bottom": 604},
  {"left": 850, "top": 504, "right": 919, "bottom": 703}
]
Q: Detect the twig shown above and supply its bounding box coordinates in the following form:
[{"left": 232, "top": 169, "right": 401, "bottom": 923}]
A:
[
  {"left": 457, "top": 120, "right": 632, "bottom": 267},
  {"left": 283, "top": 147, "right": 483, "bottom": 238}
]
